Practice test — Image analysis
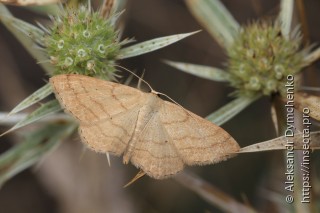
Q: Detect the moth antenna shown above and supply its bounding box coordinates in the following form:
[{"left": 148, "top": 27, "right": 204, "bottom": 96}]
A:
[
  {"left": 115, "top": 65, "right": 154, "bottom": 92},
  {"left": 115, "top": 65, "right": 193, "bottom": 117},
  {"left": 155, "top": 91, "right": 193, "bottom": 117}
]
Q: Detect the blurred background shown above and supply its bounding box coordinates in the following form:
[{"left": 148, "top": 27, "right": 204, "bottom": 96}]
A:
[{"left": 0, "top": 0, "right": 320, "bottom": 212}]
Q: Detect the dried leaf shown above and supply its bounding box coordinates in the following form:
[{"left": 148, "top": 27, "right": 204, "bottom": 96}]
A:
[
  {"left": 239, "top": 131, "right": 320, "bottom": 153},
  {"left": 100, "top": 0, "right": 114, "bottom": 18},
  {"left": 279, "top": 0, "right": 294, "bottom": 38},
  {"left": 295, "top": 92, "right": 320, "bottom": 121}
]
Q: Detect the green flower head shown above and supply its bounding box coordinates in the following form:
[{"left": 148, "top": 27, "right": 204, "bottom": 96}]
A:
[
  {"left": 227, "top": 21, "right": 304, "bottom": 97},
  {"left": 45, "top": 5, "right": 121, "bottom": 79}
]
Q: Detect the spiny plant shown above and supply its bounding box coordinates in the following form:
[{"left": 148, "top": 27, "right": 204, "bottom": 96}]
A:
[
  {"left": 227, "top": 21, "right": 305, "bottom": 97},
  {"left": 165, "top": 0, "right": 320, "bottom": 212},
  {"left": 0, "top": 0, "right": 319, "bottom": 212},
  {"left": 166, "top": 0, "right": 320, "bottom": 125},
  {"left": 45, "top": 5, "right": 123, "bottom": 78},
  {"left": 0, "top": 0, "right": 196, "bottom": 187}
]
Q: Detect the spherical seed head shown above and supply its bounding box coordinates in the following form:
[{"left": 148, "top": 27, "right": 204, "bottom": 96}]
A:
[
  {"left": 45, "top": 6, "right": 120, "bottom": 79},
  {"left": 227, "top": 21, "right": 304, "bottom": 97}
]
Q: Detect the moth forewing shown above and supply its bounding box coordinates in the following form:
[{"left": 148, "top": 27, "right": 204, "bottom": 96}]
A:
[{"left": 50, "top": 74, "right": 240, "bottom": 179}]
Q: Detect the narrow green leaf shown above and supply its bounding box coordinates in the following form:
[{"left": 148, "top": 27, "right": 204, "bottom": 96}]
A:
[
  {"left": 0, "top": 3, "right": 10, "bottom": 16},
  {"left": 0, "top": 122, "right": 77, "bottom": 187},
  {"left": 8, "top": 15, "right": 46, "bottom": 42},
  {"left": 206, "top": 95, "right": 260, "bottom": 126},
  {"left": 26, "top": 5, "right": 61, "bottom": 15},
  {"left": 9, "top": 83, "right": 53, "bottom": 115},
  {"left": 1, "top": 100, "right": 61, "bottom": 136},
  {"left": 279, "top": 0, "right": 294, "bottom": 39},
  {"left": 186, "top": 0, "right": 239, "bottom": 48},
  {"left": 0, "top": 112, "right": 71, "bottom": 126},
  {"left": 117, "top": 31, "right": 199, "bottom": 59},
  {"left": 0, "top": 4, "right": 55, "bottom": 74},
  {"left": 0, "top": 112, "right": 28, "bottom": 125},
  {"left": 164, "top": 60, "right": 230, "bottom": 82}
]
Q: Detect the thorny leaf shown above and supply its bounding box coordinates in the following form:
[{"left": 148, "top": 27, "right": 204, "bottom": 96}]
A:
[
  {"left": 186, "top": 0, "right": 239, "bottom": 48},
  {"left": 8, "top": 83, "right": 53, "bottom": 116},
  {"left": 1, "top": 100, "right": 61, "bottom": 136},
  {"left": 206, "top": 95, "right": 260, "bottom": 126},
  {"left": 117, "top": 31, "right": 199, "bottom": 59},
  {"left": 164, "top": 60, "right": 230, "bottom": 82},
  {"left": 0, "top": 122, "right": 77, "bottom": 187},
  {"left": 0, "top": 4, "right": 55, "bottom": 73}
]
